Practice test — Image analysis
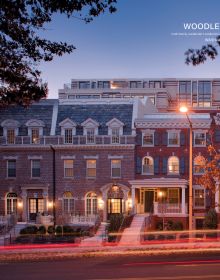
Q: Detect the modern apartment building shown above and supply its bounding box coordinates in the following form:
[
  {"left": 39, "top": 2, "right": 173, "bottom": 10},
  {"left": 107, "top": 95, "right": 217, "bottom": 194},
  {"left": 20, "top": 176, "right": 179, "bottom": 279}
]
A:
[{"left": 1, "top": 78, "right": 220, "bottom": 230}]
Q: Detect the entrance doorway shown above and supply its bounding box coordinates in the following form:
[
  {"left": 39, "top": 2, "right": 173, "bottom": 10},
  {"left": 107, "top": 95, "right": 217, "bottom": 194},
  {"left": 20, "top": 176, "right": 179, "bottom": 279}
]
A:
[
  {"left": 29, "top": 198, "right": 44, "bottom": 221},
  {"left": 144, "top": 190, "right": 154, "bottom": 213}
]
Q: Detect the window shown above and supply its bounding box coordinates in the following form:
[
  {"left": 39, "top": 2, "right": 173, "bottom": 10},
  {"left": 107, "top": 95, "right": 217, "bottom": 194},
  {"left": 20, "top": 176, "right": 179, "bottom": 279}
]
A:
[
  {"left": 194, "top": 132, "right": 206, "bottom": 146},
  {"left": 168, "top": 132, "right": 179, "bottom": 146},
  {"left": 64, "top": 160, "right": 74, "bottom": 177},
  {"left": 111, "top": 160, "right": 121, "bottom": 178},
  {"left": 31, "top": 160, "right": 40, "bottom": 178},
  {"left": 112, "top": 128, "right": 120, "bottom": 144},
  {"left": 142, "top": 157, "right": 154, "bottom": 174},
  {"left": 143, "top": 131, "right": 154, "bottom": 146},
  {"left": 108, "top": 199, "right": 122, "bottom": 214},
  {"left": 63, "top": 192, "right": 75, "bottom": 214},
  {"left": 87, "top": 160, "right": 96, "bottom": 178},
  {"left": 194, "top": 156, "right": 205, "bottom": 174},
  {"left": 6, "top": 193, "right": 17, "bottom": 215},
  {"left": 86, "top": 128, "right": 95, "bottom": 144},
  {"left": 79, "top": 81, "right": 90, "bottom": 89},
  {"left": 64, "top": 128, "right": 73, "bottom": 144},
  {"left": 179, "top": 81, "right": 191, "bottom": 107},
  {"left": 7, "top": 160, "right": 16, "bottom": 178},
  {"left": 7, "top": 129, "right": 15, "bottom": 144},
  {"left": 168, "top": 156, "right": 179, "bottom": 174},
  {"left": 198, "top": 81, "right": 211, "bottom": 107},
  {"left": 194, "top": 188, "right": 205, "bottom": 208},
  {"left": 168, "top": 188, "right": 179, "bottom": 204},
  {"left": 86, "top": 192, "right": 98, "bottom": 215},
  {"left": 31, "top": 128, "right": 40, "bottom": 144}
]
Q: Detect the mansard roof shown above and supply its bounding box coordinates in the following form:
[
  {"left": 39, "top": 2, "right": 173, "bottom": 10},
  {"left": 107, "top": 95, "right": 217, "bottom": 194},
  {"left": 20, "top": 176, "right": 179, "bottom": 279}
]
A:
[
  {"left": 0, "top": 100, "right": 56, "bottom": 136},
  {"left": 56, "top": 104, "right": 133, "bottom": 135}
]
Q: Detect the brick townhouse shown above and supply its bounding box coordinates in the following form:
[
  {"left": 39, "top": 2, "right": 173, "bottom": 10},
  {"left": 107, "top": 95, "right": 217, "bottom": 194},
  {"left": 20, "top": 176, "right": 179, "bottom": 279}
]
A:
[{"left": 0, "top": 78, "right": 220, "bottom": 230}]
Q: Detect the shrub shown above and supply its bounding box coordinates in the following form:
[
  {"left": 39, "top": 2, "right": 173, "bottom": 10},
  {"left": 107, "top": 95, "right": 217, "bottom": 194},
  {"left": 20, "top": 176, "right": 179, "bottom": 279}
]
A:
[
  {"left": 172, "top": 221, "right": 183, "bottom": 231},
  {"left": 155, "top": 221, "right": 163, "bottom": 231},
  {"left": 38, "top": 225, "right": 46, "bottom": 234},
  {"left": 55, "top": 226, "right": 63, "bottom": 235},
  {"left": 147, "top": 234, "right": 155, "bottom": 241},
  {"left": 108, "top": 214, "right": 124, "bottom": 233},
  {"left": 20, "top": 226, "right": 38, "bottom": 235},
  {"left": 63, "top": 225, "right": 74, "bottom": 234},
  {"left": 204, "top": 208, "right": 218, "bottom": 229},
  {"left": 166, "top": 235, "right": 175, "bottom": 240},
  {"left": 47, "top": 226, "right": 55, "bottom": 234},
  {"left": 157, "top": 234, "right": 165, "bottom": 240}
]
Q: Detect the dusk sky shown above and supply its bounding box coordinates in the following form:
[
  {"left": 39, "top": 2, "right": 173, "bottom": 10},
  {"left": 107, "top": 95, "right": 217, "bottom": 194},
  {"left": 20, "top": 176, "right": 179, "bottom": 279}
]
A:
[{"left": 39, "top": 0, "right": 220, "bottom": 98}]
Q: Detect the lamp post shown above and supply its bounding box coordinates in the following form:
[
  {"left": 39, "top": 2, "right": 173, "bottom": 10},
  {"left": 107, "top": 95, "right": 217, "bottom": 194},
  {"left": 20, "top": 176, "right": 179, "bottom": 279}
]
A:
[{"left": 180, "top": 106, "right": 193, "bottom": 231}]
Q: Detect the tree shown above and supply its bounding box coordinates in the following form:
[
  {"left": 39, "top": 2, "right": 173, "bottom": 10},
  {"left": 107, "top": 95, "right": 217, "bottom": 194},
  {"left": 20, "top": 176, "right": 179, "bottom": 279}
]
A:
[
  {"left": 0, "top": 0, "right": 117, "bottom": 106},
  {"left": 185, "top": 35, "right": 220, "bottom": 65}
]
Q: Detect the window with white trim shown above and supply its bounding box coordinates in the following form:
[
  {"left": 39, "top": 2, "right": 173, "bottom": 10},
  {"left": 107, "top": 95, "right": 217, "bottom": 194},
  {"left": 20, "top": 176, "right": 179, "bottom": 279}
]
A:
[
  {"left": 194, "top": 188, "right": 205, "bottom": 208},
  {"left": 87, "top": 160, "right": 96, "bottom": 178},
  {"left": 86, "top": 192, "right": 98, "bottom": 215},
  {"left": 7, "top": 129, "right": 15, "bottom": 144},
  {"left": 31, "top": 128, "right": 40, "bottom": 144},
  {"left": 142, "top": 131, "right": 154, "bottom": 146},
  {"left": 194, "top": 132, "right": 206, "bottom": 146},
  {"left": 64, "top": 159, "right": 74, "bottom": 177},
  {"left": 111, "top": 159, "right": 121, "bottom": 178},
  {"left": 142, "top": 156, "right": 154, "bottom": 174},
  {"left": 168, "top": 131, "right": 179, "bottom": 146},
  {"left": 86, "top": 128, "right": 95, "bottom": 144},
  {"left": 64, "top": 128, "right": 73, "bottom": 144},
  {"left": 6, "top": 193, "right": 17, "bottom": 214},
  {"left": 7, "top": 160, "right": 16, "bottom": 178},
  {"left": 31, "top": 159, "right": 40, "bottom": 178},
  {"left": 194, "top": 156, "right": 205, "bottom": 175},
  {"left": 63, "top": 192, "right": 75, "bottom": 214},
  {"left": 168, "top": 156, "right": 179, "bottom": 174},
  {"left": 111, "top": 128, "right": 120, "bottom": 144}
]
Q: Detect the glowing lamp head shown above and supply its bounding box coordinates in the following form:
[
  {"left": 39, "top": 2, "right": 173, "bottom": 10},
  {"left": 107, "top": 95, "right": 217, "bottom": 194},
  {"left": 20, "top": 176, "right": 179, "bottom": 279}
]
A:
[
  {"left": 179, "top": 106, "right": 188, "bottom": 113},
  {"left": 158, "top": 191, "right": 163, "bottom": 198}
]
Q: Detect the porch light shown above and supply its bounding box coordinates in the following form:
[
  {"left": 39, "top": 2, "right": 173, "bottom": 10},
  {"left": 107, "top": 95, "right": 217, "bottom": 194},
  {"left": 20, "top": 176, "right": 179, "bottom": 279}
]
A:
[
  {"left": 98, "top": 198, "right": 104, "bottom": 210},
  {"left": 17, "top": 201, "right": 23, "bottom": 208},
  {"left": 158, "top": 191, "right": 164, "bottom": 198},
  {"left": 47, "top": 201, "right": 53, "bottom": 208},
  {"left": 127, "top": 198, "right": 132, "bottom": 209}
]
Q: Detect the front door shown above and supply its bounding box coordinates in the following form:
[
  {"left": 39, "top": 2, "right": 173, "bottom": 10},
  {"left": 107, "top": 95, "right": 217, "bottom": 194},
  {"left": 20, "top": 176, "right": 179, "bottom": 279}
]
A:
[
  {"left": 144, "top": 190, "right": 154, "bottom": 213},
  {"left": 29, "top": 198, "right": 44, "bottom": 221}
]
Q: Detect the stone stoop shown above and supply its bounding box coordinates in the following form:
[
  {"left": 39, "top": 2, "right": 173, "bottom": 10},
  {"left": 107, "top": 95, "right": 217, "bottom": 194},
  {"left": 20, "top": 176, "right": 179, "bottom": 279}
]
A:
[
  {"left": 119, "top": 215, "right": 146, "bottom": 246},
  {"left": 80, "top": 222, "right": 106, "bottom": 246}
]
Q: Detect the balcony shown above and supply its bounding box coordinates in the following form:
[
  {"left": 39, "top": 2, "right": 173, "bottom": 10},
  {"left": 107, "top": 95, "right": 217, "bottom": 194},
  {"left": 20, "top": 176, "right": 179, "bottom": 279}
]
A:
[{"left": 0, "top": 135, "right": 135, "bottom": 146}]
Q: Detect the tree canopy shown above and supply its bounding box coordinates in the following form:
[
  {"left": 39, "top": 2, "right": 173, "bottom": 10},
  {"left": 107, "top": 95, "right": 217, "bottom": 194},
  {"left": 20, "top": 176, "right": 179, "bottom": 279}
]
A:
[
  {"left": 185, "top": 36, "right": 220, "bottom": 65},
  {"left": 0, "top": 0, "right": 117, "bottom": 106}
]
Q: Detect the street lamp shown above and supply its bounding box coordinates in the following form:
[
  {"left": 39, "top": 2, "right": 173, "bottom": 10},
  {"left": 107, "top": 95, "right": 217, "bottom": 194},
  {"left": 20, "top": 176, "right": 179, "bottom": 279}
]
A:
[{"left": 180, "top": 106, "right": 193, "bottom": 231}]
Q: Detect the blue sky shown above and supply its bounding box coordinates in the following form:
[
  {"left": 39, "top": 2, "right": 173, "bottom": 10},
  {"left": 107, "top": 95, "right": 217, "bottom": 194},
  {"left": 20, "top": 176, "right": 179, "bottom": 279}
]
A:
[{"left": 39, "top": 0, "right": 220, "bottom": 98}]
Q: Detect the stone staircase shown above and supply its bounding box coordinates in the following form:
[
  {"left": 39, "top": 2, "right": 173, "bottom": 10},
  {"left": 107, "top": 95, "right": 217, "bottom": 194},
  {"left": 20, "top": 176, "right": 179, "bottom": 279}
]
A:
[
  {"left": 119, "top": 215, "right": 146, "bottom": 246},
  {"left": 80, "top": 222, "right": 106, "bottom": 247}
]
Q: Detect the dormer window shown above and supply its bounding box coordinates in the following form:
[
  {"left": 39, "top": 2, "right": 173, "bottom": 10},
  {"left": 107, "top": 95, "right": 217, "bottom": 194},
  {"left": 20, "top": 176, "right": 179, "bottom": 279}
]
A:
[
  {"left": 1, "top": 119, "right": 20, "bottom": 145},
  {"left": 25, "top": 119, "right": 45, "bottom": 145},
  {"left": 59, "top": 118, "right": 76, "bottom": 145},
  {"left": 106, "top": 118, "right": 124, "bottom": 145},
  {"left": 81, "top": 118, "right": 99, "bottom": 145}
]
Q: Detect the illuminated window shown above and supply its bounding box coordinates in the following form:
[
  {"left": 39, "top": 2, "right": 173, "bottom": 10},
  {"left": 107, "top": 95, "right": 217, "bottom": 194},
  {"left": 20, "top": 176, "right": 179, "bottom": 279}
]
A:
[
  {"left": 64, "top": 160, "right": 74, "bottom": 177},
  {"left": 194, "top": 188, "right": 205, "bottom": 208},
  {"left": 142, "top": 157, "right": 154, "bottom": 175},
  {"left": 168, "top": 156, "right": 179, "bottom": 174},
  {"left": 168, "top": 132, "right": 179, "bottom": 146},
  {"left": 31, "top": 128, "right": 40, "bottom": 144},
  {"left": 111, "top": 160, "right": 121, "bottom": 178},
  {"left": 87, "top": 160, "right": 96, "bottom": 178},
  {"left": 194, "top": 132, "right": 206, "bottom": 146},
  {"left": 143, "top": 131, "right": 154, "bottom": 146},
  {"left": 63, "top": 192, "right": 75, "bottom": 214},
  {"left": 86, "top": 192, "right": 97, "bottom": 215},
  {"left": 108, "top": 199, "right": 122, "bottom": 214},
  {"left": 64, "top": 129, "right": 73, "bottom": 144},
  {"left": 194, "top": 156, "right": 205, "bottom": 174},
  {"left": 6, "top": 193, "right": 17, "bottom": 215},
  {"left": 7, "top": 129, "right": 15, "bottom": 144}
]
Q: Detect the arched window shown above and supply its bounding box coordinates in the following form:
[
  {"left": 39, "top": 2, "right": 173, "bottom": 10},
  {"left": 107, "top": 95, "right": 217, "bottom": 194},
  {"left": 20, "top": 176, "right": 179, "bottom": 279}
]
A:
[
  {"left": 194, "top": 156, "right": 205, "bottom": 174},
  {"left": 168, "top": 156, "right": 179, "bottom": 174},
  {"left": 86, "top": 192, "right": 98, "bottom": 216},
  {"left": 142, "top": 156, "right": 154, "bottom": 174},
  {"left": 6, "top": 193, "right": 17, "bottom": 215},
  {"left": 63, "top": 192, "right": 75, "bottom": 214}
]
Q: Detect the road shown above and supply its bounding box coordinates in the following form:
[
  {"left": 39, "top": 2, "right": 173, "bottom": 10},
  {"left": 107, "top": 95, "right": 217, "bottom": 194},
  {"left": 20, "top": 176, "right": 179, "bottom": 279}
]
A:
[{"left": 1, "top": 252, "right": 220, "bottom": 280}]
